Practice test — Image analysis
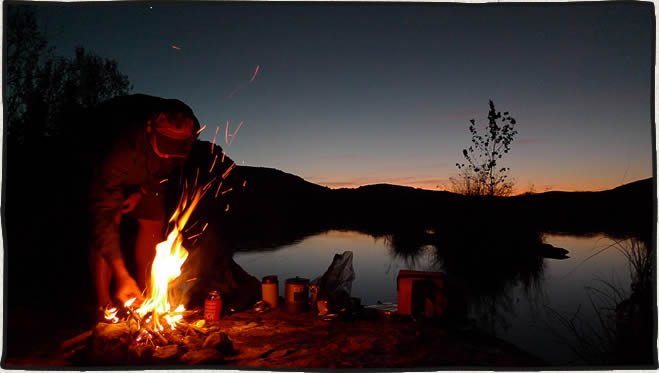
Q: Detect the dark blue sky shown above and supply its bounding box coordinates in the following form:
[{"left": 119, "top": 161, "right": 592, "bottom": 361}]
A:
[{"left": 34, "top": 2, "right": 654, "bottom": 192}]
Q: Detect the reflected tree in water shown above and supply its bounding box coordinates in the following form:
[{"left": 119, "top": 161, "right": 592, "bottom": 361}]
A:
[{"left": 383, "top": 224, "right": 548, "bottom": 334}]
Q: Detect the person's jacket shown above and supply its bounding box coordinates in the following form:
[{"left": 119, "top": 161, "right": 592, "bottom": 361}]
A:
[{"left": 88, "top": 94, "right": 200, "bottom": 262}]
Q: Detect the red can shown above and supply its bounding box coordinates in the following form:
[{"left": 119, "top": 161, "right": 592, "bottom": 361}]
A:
[{"left": 204, "top": 290, "right": 222, "bottom": 321}]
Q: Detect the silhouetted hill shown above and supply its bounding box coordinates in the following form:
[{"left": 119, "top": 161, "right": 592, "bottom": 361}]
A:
[{"left": 205, "top": 152, "right": 653, "bottom": 243}]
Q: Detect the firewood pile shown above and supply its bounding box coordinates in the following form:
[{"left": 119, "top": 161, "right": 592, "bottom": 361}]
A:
[{"left": 70, "top": 309, "right": 236, "bottom": 365}]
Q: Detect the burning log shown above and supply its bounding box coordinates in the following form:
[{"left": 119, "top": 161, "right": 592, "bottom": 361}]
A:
[
  {"left": 124, "top": 302, "right": 168, "bottom": 345},
  {"left": 86, "top": 310, "right": 237, "bottom": 365}
]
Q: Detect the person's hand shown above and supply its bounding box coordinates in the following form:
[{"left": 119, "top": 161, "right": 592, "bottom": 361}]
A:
[
  {"left": 122, "top": 192, "right": 143, "bottom": 214},
  {"left": 114, "top": 273, "right": 143, "bottom": 305}
]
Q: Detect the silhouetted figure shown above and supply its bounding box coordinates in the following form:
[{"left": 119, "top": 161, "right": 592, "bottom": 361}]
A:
[{"left": 88, "top": 94, "right": 199, "bottom": 313}]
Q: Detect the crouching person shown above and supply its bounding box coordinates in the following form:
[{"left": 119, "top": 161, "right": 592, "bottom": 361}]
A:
[{"left": 88, "top": 94, "right": 200, "bottom": 314}]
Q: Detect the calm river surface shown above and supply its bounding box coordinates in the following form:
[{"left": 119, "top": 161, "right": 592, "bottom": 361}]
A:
[{"left": 233, "top": 230, "right": 634, "bottom": 365}]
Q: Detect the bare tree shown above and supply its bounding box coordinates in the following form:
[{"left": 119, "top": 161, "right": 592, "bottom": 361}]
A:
[{"left": 451, "top": 100, "right": 518, "bottom": 196}]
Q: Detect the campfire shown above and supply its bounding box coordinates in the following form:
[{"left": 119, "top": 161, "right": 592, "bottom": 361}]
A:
[{"left": 102, "top": 175, "right": 217, "bottom": 347}]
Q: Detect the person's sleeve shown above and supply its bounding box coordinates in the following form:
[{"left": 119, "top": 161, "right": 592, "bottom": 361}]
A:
[{"left": 89, "top": 148, "right": 131, "bottom": 262}]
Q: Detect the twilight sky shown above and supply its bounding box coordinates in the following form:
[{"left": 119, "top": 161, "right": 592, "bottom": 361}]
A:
[{"left": 32, "top": 2, "right": 654, "bottom": 192}]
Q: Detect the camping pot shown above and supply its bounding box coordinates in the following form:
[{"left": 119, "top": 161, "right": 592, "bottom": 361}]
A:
[
  {"left": 262, "top": 275, "right": 279, "bottom": 309},
  {"left": 284, "top": 277, "right": 309, "bottom": 314}
]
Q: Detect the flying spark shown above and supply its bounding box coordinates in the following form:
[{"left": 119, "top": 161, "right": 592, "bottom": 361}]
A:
[
  {"left": 194, "top": 168, "right": 200, "bottom": 190},
  {"left": 222, "top": 162, "right": 236, "bottom": 180},
  {"left": 209, "top": 154, "right": 218, "bottom": 173},
  {"left": 172, "top": 45, "right": 181, "bottom": 50},
  {"left": 214, "top": 181, "right": 223, "bottom": 198},
  {"left": 160, "top": 179, "right": 168, "bottom": 184},
  {"left": 221, "top": 188, "right": 233, "bottom": 195},
  {"left": 225, "top": 204, "right": 230, "bottom": 212},
  {"left": 227, "top": 121, "right": 244, "bottom": 146},
  {"left": 203, "top": 177, "right": 217, "bottom": 192},
  {"left": 197, "top": 125, "right": 206, "bottom": 135},
  {"left": 184, "top": 221, "right": 199, "bottom": 232},
  {"left": 250, "top": 65, "right": 260, "bottom": 83},
  {"left": 211, "top": 126, "right": 220, "bottom": 154},
  {"left": 228, "top": 87, "right": 241, "bottom": 99}
]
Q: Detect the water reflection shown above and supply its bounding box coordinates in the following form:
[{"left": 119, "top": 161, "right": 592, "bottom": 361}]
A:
[
  {"left": 381, "top": 227, "right": 548, "bottom": 334},
  {"left": 233, "top": 228, "right": 651, "bottom": 366}
]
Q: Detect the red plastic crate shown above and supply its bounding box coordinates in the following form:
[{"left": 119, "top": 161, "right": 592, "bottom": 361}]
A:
[{"left": 397, "top": 270, "right": 447, "bottom": 317}]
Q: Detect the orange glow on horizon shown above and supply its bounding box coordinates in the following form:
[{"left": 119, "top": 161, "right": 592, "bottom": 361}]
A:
[{"left": 311, "top": 179, "right": 645, "bottom": 194}]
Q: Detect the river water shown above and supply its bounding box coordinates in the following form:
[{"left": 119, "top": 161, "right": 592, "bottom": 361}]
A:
[{"left": 233, "top": 230, "right": 636, "bottom": 365}]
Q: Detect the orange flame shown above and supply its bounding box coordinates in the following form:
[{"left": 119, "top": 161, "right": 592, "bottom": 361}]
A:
[
  {"left": 103, "top": 305, "right": 119, "bottom": 323},
  {"left": 136, "top": 182, "right": 208, "bottom": 330}
]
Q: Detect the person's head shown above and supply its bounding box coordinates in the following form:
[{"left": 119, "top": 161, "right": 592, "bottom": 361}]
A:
[{"left": 146, "top": 99, "right": 200, "bottom": 159}]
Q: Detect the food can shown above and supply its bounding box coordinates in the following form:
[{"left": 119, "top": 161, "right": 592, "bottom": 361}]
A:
[
  {"left": 204, "top": 290, "right": 222, "bottom": 321},
  {"left": 262, "top": 275, "right": 279, "bottom": 309},
  {"left": 284, "top": 277, "right": 309, "bottom": 314}
]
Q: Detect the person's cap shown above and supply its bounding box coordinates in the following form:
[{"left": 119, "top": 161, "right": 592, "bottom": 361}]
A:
[{"left": 151, "top": 112, "right": 195, "bottom": 157}]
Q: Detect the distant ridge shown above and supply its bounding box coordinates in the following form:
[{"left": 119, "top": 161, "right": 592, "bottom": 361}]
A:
[
  {"left": 236, "top": 163, "right": 652, "bottom": 198},
  {"left": 188, "top": 141, "right": 653, "bottom": 241}
]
